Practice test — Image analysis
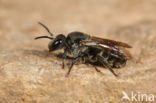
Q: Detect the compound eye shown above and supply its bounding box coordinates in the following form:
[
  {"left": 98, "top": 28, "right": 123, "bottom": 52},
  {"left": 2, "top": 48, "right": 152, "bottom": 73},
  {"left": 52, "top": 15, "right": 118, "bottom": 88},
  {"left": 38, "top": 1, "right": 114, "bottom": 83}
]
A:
[
  {"left": 54, "top": 40, "right": 62, "bottom": 45},
  {"left": 49, "top": 39, "right": 63, "bottom": 51}
]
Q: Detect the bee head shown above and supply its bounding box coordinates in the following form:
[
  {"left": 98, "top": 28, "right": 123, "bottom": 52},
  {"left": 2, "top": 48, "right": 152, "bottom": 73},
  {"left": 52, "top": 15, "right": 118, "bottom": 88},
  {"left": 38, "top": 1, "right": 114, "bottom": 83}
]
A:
[
  {"left": 35, "top": 22, "right": 66, "bottom": 52},
  {"left": 48, "top": 34, "right": 66, "bottom": 52}
]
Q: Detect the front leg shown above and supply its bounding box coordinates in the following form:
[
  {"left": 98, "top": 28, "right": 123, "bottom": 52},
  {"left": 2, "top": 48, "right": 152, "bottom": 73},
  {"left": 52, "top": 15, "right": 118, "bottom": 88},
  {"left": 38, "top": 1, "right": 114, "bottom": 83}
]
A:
[
  {"left": 62, "top": 49, "right": 68, "bottom": 69},
  {"left": 66, "top": 56, "right": 81, "bottom": 77}
]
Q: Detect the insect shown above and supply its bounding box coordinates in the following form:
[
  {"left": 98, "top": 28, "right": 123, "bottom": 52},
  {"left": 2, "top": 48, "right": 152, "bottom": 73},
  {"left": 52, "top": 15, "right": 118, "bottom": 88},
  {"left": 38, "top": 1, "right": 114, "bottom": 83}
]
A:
[{"left": 35, "top": 22, "right": 132, "bottom": 76}]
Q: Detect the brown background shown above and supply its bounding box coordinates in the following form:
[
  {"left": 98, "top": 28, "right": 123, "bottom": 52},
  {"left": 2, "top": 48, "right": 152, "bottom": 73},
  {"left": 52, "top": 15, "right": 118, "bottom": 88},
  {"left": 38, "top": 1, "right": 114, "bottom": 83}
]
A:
[{"left": 0, "top": 0, "right": 156, "bottom": 103}]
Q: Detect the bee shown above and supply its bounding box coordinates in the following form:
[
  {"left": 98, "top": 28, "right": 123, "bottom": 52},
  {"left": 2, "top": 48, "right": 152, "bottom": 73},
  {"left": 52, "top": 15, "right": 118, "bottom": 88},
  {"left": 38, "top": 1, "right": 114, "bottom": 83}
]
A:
[{"left": 35, "top": 22, "right": 132, "bottom": 76}]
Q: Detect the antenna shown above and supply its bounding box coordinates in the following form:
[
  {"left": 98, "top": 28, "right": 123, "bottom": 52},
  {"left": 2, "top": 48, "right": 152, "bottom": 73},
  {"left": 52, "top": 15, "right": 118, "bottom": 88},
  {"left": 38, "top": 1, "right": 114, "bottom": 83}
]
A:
[
  {"left": 38, "top": 22, "right": 54, "bottom": 36},
  {"left": 34, "top": 36, "right": 53, "bottom": 40}
]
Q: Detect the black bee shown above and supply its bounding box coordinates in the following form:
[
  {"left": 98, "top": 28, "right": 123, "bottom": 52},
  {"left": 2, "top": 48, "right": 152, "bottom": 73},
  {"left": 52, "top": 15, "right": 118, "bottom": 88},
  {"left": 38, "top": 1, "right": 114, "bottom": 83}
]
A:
[{"left": 35, "top": 22, "right": 132, "bottom": 76}]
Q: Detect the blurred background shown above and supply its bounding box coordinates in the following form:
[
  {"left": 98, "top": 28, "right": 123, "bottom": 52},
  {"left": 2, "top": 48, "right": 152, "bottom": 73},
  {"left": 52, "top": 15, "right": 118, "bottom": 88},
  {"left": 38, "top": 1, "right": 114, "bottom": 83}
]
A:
[
  {"left": 0, "top": 0, "right": 156, "bottom": 50},
  {"left": 0, "top": 0, "right": 156, "bottom": 103}
]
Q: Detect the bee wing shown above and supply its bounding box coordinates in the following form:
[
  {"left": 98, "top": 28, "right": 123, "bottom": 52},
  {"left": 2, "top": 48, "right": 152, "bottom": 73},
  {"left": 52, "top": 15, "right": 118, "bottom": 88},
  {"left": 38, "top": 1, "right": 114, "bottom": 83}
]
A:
[
  {"left": 82, "top": 40, "right": 131, "bottom": 59},
  {"left": 119, "top": 47, "right": 132, "bottom": 60},
  {"left": 81, "top": 40, "right": 112, "bottom": 50},
  {"left": 91, "top": 36, "right": 132, "bottom": 48}
]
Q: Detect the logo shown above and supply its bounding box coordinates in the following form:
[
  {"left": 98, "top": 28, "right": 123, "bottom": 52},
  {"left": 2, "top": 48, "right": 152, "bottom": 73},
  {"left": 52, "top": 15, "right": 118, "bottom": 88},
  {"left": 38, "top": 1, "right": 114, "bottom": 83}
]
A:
[{"left": 121, "top": 91, "right": 155, "bottom": 102}]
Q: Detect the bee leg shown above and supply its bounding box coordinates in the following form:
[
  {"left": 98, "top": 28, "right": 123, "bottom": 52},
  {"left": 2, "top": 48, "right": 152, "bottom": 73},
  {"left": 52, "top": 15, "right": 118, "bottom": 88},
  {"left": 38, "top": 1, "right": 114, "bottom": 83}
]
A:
[
  {"left": 97, "top": 55, "right": 118, "bottom": 77},
  {"left": 94, "top": 66, "right": 103, "bottom": 74},
  {"left": 66, "top": 56, "right": 81, "bottom": 77},
  {"left": 62, "top": 49, "right": 67, "bottom": 69}
]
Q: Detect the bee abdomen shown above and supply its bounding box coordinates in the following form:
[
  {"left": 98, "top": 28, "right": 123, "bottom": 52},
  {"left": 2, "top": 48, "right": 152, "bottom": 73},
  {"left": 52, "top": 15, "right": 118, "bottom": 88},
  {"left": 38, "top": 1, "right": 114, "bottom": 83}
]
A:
[{"left": 107, "top": 53, "right": 127, "bottom": 68}]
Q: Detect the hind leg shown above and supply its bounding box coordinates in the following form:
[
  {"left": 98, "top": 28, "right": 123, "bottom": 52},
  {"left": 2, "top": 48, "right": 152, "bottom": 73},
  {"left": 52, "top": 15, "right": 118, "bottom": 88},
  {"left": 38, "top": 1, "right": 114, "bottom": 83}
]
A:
[{"left": 97, "top": 55, "right": 118, "bottom": 77}]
